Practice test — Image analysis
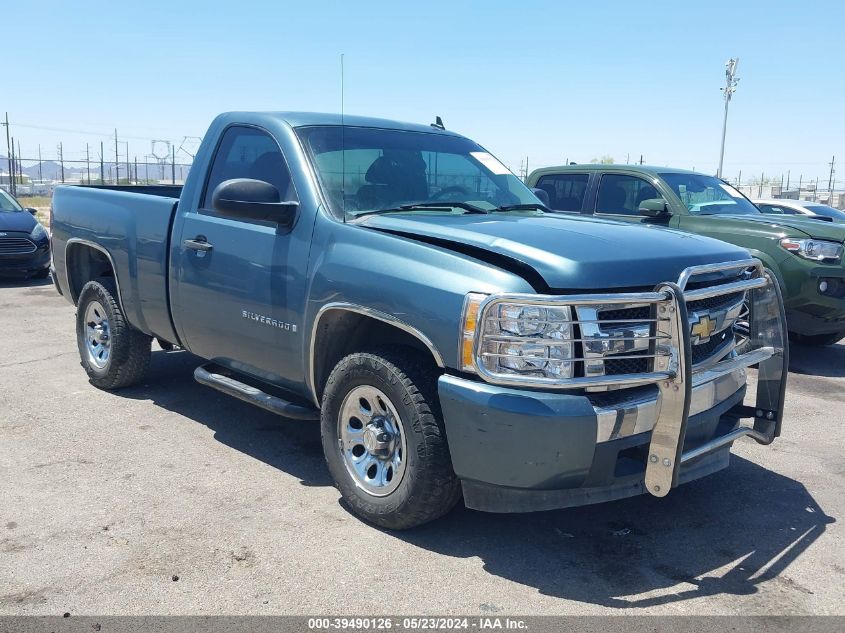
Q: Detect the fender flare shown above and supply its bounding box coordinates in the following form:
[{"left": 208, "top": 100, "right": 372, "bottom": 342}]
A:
[{"left": 307, "top": 302, "right": 445, "bottom": 407}]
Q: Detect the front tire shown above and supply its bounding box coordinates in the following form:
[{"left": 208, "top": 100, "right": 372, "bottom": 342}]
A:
[
  {"left": 789, "top": 331, "right": 845, "bottom": 347},
  {"left": 320, "top": 348, "right": 461, "bottom": 530},
  {"left": 76, "top": 280, "right": 152, "bottom": 389}
]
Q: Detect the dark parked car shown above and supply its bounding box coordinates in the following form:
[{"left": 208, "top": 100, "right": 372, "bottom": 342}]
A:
[{"left": 0, "top": 189, "right": 51, "bottom": 279}]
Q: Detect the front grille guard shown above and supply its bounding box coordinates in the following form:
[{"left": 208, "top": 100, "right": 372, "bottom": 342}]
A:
[{"left": 472, "top": 258, "right": 789, "bottom": 497}]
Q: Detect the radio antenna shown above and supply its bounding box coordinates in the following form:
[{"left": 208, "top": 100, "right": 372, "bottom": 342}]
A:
[{"left": 341, "top": 53, "right": 346, "bottom": 222}]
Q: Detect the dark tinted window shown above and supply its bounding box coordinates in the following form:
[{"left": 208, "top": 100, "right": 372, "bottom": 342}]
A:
[
  {"left": 595, "top": 174, "right": 662, "bottom": 215},
  {"left": 535, "top": 174, "right": 589, "bottom": 212},
  {"left": 757, "top": 203, "right": 798, "bottom": 215},
  {"left": 202, "top": 126, "right": 296, "bottom": 209}
]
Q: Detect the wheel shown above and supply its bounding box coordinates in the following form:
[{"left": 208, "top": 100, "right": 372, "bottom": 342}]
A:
[
  {"left": 789, "top": 331, "right": 845, "bottom": 347},
  {"left": 320, "top": 348, "right": 461, "bottom": 529},
  {"left": 76, "top": 279, "right": 152, "bottom": 389}
]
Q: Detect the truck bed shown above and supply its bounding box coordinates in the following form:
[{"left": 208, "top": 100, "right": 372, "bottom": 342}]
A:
[{"left": 51, "top": 185, "right": 180, "bottom": 343}]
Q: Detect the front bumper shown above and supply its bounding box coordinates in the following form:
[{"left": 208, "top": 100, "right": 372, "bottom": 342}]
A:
[
  {"left": 779, "top": 259, "right": 845, "bottom": 335},
  {"left": 440, "top": 259, "right": 789, "bottom": 513},
  {"left": 0, "top": 233, "right": 50, "bottom": 277}
]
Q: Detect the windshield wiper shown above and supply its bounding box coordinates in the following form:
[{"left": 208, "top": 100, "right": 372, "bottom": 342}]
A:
[
  {"left": 399, "top": 201, "right": 489, "bottom": 214},
  {"left": 353, "top": 201, "right": 489, "bottom": 219},
  {"left": 492, "top": 203, "right": 550, "bottom": 213}
]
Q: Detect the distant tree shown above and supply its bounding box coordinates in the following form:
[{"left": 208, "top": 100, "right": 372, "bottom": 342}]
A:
[{"left": 590, "top": 155, "right": 615, "bottom": 164}]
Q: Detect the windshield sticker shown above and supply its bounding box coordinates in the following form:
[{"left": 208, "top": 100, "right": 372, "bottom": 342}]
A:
[
  {"left": 719, "top": 183, "right": 743, "bottom": 198},
  {"left": 470, "top": 152, "right": 510, "bottom": 175}
]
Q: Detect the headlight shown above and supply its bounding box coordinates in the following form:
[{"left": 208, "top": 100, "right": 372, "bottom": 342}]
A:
[
  {"left": 461, "top": 293, "right": 574, "bottom": 382},
  {"left": 780, "top": 237, "right": 843, "bottom": 263},
  {"left": 29, "top": 222, "right": 48, "bottom": 241}
]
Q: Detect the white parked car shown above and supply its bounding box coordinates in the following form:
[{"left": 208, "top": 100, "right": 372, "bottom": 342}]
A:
[{"left": 754, "top": 198, "right": 845, "bottom": 222}]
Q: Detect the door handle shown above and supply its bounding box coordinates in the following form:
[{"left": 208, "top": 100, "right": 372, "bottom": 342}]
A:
[{"left": 183, "top": 237, "right": 213, "bottom": 252}]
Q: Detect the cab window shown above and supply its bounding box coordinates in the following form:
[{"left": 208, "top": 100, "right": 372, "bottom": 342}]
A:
[
  {"left": 534, "top": 174, "right": 589, "bottom": 212},
  {"left": 595, "top": 174, "right": 662, "bottom": 215},
  {"left": 201, "top": 126, "right": 297, "bottom": 212}
]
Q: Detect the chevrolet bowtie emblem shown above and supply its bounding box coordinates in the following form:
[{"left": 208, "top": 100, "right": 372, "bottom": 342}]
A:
[{"left": 691, "top": 315, "right": 717, "bottom": 342}]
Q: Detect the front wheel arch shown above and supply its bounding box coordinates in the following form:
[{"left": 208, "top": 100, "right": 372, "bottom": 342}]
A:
[{"left": 309, "top": 306, "right": 445, "bottom": 407}]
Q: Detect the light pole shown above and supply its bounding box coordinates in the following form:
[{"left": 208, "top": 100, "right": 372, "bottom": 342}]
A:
[{"left": 717, "top": 58, "right": 739, "bottom": 179}]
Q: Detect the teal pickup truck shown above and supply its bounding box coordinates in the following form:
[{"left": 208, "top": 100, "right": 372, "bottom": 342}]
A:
[
  {"left": 528, "top": 165, "right": 845, "bottom": 346},
  {"left": 50, "top": 113, "right": 788, "bottom": 528}
]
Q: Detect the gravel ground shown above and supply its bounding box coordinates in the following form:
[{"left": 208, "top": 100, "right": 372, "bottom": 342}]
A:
[{"left": 1, "top": 278, "right": 842, "bottom": 615}]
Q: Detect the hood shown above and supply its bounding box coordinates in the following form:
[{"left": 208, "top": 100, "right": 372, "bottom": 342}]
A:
[
  {"left": 359, "top": 212, "right": 750, "bottom": 290},
  {"left": 706, "top": 214, "right": 845, "bottom": 240},
  {"left": 0, "top": 210, "right": 37, "bottom": 233}
]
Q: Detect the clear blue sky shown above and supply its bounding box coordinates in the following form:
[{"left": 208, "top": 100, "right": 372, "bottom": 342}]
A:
[{"left": 4, "top": 0, "right": 844, "bottom": 185}]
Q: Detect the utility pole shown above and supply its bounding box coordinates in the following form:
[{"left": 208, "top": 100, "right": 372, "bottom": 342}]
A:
[
  {"left": 639, "top": 155, "right": 644, "bottom": 165},
  {"left": 100, "top": 141, "right": 105, "bottom": 184},
  {"left": 134, "top": 156, "right": 138, "bottom": 185},
  {"left": 9, "top": 135, "right": 16, "bottom": 194},
  {"left": 114, "top": 129, "right": 119, "bottom": 184},
  {"left": 38, "top": 145, "right": 43, "bottom": 183},
  {"left": 814, "top": 178, "right": 819, "bottom": 201},
  {"left": 828, "top": 156, "right": 836, "bottom": 196},
  {"left": 2, "top": 112, "right": 12, "bottom": 196},
  {"left": 786, "top": 170, "right": 790, "bottom": 191},
  {"left": 85, "top": 144, "right": 91, "bottom": 184},
  {"left": 717, "top": 58, "right": 740, "bottom": 179},
  {"left": 737, "top": 170, "right": 742, "bottom": 186},
  {"left": 58, "top": 143, "right": 65, "bottom": 183},
  {"left": 16, "top": 139, "right": 22, "bottom": 187},
  {"left": 171, "top": 145, "right": 176, "bottom": 184}
]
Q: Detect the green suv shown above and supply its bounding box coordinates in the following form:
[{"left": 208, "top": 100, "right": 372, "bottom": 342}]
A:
[{"left": 527, "top": 164, "right": 845, "bottom": 345}]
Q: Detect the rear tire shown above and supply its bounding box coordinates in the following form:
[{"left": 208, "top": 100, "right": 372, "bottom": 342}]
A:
[
  {"left": 789, "top": 331, "right": 845, "bottom": 347},
  {"left": 76, "top": 279, "right": 152, "bottom": 389},
  {"left": 320, "top": 348, "right": 461, "bottom": 530}
]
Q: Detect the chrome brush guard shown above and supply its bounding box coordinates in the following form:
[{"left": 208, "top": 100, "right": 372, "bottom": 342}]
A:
[{"left": 472, "top": 258, "right": 789, "bottom": 499}]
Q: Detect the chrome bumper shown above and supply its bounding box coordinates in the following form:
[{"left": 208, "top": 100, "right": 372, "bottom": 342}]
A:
[{"left": 593, "top": 366, "right": 747, "bottom": 443}]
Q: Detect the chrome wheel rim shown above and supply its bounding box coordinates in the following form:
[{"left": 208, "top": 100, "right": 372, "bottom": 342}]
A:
[
  {"left": 338, "top": 385, "right": 407, "bottom": 497},
  {"left": 84, "top": 300, "right": 111, "bottom": 369}
]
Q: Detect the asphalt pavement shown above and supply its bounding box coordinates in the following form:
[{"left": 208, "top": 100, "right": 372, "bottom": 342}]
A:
[{"left": 1, "top": 278, "right": 842, "bottom": 615}]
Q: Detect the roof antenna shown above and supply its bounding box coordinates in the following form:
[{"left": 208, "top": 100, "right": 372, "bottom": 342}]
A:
[
  {"left": 340, "top": 53, "right": 346, "bottom": 222},
  {"left": 431, "top": 115, "right": 445, "bottom": 130}
]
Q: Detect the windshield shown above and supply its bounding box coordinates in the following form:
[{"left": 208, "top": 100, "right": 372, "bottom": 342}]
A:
[
  {"left": 660, "top": 173, "right": 760, "bottom": 216},
  {"left": 0, "top": 189, "right": 23, "bottom": 212},
  {"left": 296, "top": 126, "right": 540, "bottom": 220},
  {"left": 805, "top": 204, "right": 845, "bottom": 220}
]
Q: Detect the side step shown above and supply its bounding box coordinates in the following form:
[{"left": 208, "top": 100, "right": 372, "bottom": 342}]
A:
[{"left": 194, "top": 364, "right": 320, "bottom": 421}]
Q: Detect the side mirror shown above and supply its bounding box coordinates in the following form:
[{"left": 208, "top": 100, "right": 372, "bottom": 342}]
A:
[
  {"left": 25, "top": 207, "right": 38, "bottom": 215},
  {"left": 638, "top": 198, "right": 672, "bottom": 219},
  {"left": 211, "top": 178, "right": 298, "bottom": 226},
  {"left": 530, "top": 187, "right": 550, "bottom": 208}
]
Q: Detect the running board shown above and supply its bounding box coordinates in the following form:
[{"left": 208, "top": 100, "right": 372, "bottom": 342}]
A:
[{"left": 194, "top": 364, "right": 320, "bottom": 421}]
